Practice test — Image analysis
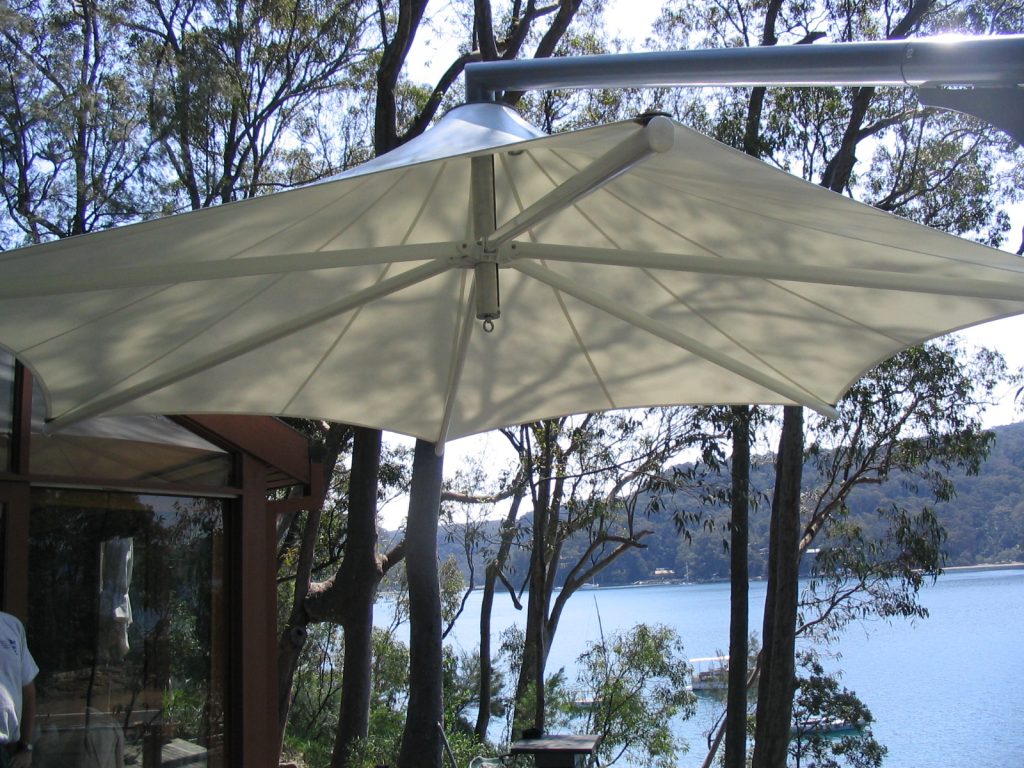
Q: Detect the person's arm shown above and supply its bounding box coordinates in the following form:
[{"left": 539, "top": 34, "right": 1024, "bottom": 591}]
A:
[{"left": 11, "top": 681, "right": 35, "bottom": 767}]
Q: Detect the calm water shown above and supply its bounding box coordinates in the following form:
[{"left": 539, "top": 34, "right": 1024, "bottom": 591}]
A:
[{"left": 435, "top": 568, "right": 1024, "bottom": 767}]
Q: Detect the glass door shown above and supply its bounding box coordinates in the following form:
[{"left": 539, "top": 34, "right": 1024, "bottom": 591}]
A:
[{"left": 27, "top": 489, "right": 227, "bottom": 767}]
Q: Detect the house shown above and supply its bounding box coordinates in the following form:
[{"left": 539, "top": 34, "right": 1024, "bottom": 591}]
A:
[{"left": 1, "top": 352, "right": 321, "bottom": 767}]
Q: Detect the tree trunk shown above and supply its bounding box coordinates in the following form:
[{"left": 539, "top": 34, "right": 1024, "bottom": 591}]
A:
[
  {"left": 398, "top": 440, "right": 446, "bottom": 768},
  {"left": 332, "top": 427, "right": 383, "bottom": 767},
  {"left": 276, "top": 424, "right": 349, "bottom": 760},
  {"left": 751, "top": 406, "right": 804, "bottom": 768},
  {"left": 276, "top": 503, "right": 322, "bottom": 756},
  {"left": 517, "top": 492, "right": 549, "bottom": 734},
  {"left": 515, "top": 425, "right": 553, "bottom": 735},
  {"left": 475, "top": 495, "right": 524, "bottom": 739},
  {"left": 724, "top": 405, "right": 751, "bottom": 768},
  {"left": 476, "top": 562, "right": 499, "bottom": 738}
]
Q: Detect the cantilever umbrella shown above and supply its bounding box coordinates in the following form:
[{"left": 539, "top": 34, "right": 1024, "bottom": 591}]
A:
[{"left": 3, "top": 101, "right": 1024, "bottom": 445}]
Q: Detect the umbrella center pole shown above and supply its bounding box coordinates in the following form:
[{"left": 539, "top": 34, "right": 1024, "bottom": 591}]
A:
[
  {"left": 474, "top": 261, "right": 500, "bottom": 332},
  {"left": 471, "top": 155, "right": 501, "bottom": 332}
]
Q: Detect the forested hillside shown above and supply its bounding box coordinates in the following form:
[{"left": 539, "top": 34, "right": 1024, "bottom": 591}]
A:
[{"left": 436, "top": 421, "right": 1024, "bottom": 587}]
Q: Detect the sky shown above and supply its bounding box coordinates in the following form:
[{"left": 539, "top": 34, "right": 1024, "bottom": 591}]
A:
[{"left": 379, "top": 6, "right": 1024, "bottom": 528}]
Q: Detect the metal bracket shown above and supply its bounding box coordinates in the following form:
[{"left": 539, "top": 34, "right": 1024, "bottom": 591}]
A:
[{"left": 918, "top": 85, "right": 1024, "bottom": 146}]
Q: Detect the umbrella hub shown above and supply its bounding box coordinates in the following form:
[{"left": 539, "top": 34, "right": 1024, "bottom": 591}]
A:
[
  {"left": 455, "top": 115, "right": 678, "bottom": 334},
  {"left": 455, "top": 241, "right": 506, "bottom": 332},
  {"left": 474, "top": 260, "right": 500, "bottom": 332}
]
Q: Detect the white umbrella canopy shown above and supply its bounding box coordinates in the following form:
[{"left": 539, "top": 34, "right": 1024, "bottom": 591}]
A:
[{"left": 3, "top": 102, "right": 1024, "bottom": 444}]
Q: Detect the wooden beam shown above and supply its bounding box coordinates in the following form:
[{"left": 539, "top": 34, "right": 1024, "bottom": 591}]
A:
[
  {"left": 233, "top": 453, "right": 278, "bottom": 768},
  {"left": 177, "top": 415, "right": 312, "bottom": 486}
]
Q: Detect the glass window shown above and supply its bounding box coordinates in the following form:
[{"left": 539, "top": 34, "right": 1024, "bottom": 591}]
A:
[
  {"left": 27, "top": 489, "right": 227, "bottom": 768},
  {"left": 0, "top": 501, "right": 5, "bottom": 598},
  {"left": 1, "top": 350, "right": 14, "bottom": 472}
]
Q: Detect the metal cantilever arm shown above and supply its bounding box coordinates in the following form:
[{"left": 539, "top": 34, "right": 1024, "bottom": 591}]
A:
[
  {"left": 465, "top": 35, "right": 1024, "bottom": 99},
  {"left": 464, "top": 34, "right": 1024, "bottom": 143}
]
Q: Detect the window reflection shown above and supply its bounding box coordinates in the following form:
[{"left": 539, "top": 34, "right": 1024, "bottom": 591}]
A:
[
  {"left": 28, "top": 490, "right": 226, "bottom": 767},
  {"left": 1, "top": 349, "right": 13, "bottom": 472},
  {"left": 1, "top": 502, "right": 5, "bottom": 598}
]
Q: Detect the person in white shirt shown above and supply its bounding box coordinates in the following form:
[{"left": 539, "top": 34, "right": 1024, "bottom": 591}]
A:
[{"left": 0, "top": 612, "right": 37, "bottom": 768}]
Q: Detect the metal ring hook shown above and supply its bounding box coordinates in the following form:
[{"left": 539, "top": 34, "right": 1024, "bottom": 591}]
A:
[{"left": 482, "top": 318, "right": 495, "bottom": 333}]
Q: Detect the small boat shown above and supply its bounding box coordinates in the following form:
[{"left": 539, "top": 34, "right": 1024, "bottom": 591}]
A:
[
  {"left": 632, "top": 577, "right": 686, "bottom": 586},
  {"left": 790, "top": 716, "right": 866, "bottom": 737},
  {"left": 689, "top": 656, "right": 730, "bottom": 691}
]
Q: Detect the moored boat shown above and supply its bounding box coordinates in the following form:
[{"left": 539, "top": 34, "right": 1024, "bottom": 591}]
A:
[
  {"left": 689, "top": 655, "right": 730, "bottom": 691},
  {"left": 790, "top": 716, "right": 866, "bottom": 737}
]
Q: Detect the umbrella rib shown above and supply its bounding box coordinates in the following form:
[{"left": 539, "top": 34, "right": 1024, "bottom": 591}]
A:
[
  {"left": 20, "top": 278, "right": 294, "bottom": 424},
  {"left": 510, "top": 243, "right": 1024, "bottom": 301},
  {"left": 0, "top": 170, "right": 379, "bottom": 269},
  {"left": 766, "top": 280, "right": 911, "bottom": 345},
  {"left": 18, "top": 285, "right": 171, "bottom": 355},
  {"left": 514, "top": 158, "right": 720, "bottom": 258},
  {"left": 36, "top": 273, "right": 296, "bottom": 400},
  {"left": 511, "top": 148, "right": 627, "bottom": 249},
  {"left": 47, "top": 259, "right": 453, "bottom": 429},
  {"left": 282, "top": 165, "right": 457, "bottom": 413},
  {"left": 512, "top": 260, "right": 840, "bottom": 418},
  {"left": 0, "top": 243, "right": 454, "bottom": 298},
  {"left": 436, "top": 272, "right": 476, "bottom": 448},
  {"left": 496, "top": 156, "right": 616, "bottom": 409},
  {"left": 484, "top": 117, "right": 674, "bottom": 249},
  {"left": 636, "top": 267, "right": 894, "bottom": 403},
  {"left": 222, "top": 172, "right": 379, "bottom": 259}
]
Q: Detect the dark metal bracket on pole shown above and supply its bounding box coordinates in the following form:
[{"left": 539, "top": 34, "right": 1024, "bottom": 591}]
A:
[
  {"left": 917, "top": 86, "right": 1024, "bottom": 145},
  {"left": 464, "top": 35, "right": 1024, "bottom": 144}
]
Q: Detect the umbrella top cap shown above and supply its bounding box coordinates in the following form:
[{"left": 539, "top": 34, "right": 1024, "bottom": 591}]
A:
[{"left": 327, "top": 103, "right": 545, "bottom": 180}]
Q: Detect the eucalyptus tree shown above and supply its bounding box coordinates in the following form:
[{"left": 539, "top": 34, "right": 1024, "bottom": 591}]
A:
[
  {"left": 798, "top": 340, "right": 1007, "bottom": 638},
  {"left": 689, "top": 339, "right": 1011, "bottom": 767},
  {"left": 274, "top": 422, "right": 415, "bottom": 766},
  {"left": 433, "top": 451, "right": 532, "bottom": 740},
  {"left": 499, "top": 409, "right": 712, "bottom": 733},
  {"left": 0, "top": 0, "right": 160, "bottom": 244},
  {"left": 130, "top": 0, "right": 370, "bottom": 208},
  {"left": 571, "top": 623, "right": 697, "bottom": 768}
]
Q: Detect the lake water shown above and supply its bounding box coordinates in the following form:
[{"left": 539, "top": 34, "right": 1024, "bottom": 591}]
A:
[{"left": 434, "top": 567, "right": 1024, "bottom": 767}]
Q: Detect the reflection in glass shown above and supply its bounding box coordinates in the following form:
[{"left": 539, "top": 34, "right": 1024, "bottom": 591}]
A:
[
  {"left": 1, "top": 349, "right": 14, "bottom": 472},
  {"left": 28, "top": 490, "right": 226, "bottom": 767},
  {"left": 99, "top": 538, "right": 134, "bottom": 660}
]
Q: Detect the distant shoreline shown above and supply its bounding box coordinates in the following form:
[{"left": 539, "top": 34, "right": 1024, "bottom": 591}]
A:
[
  {"left": 454, "top": 563, "right": 1024, "bottom": 594},
  {"left": 943, "top": 562, "right": 1024, "bottom": 573},
  {"left": 571, "top": 562, "right": 1024, "bottom": 590}
]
